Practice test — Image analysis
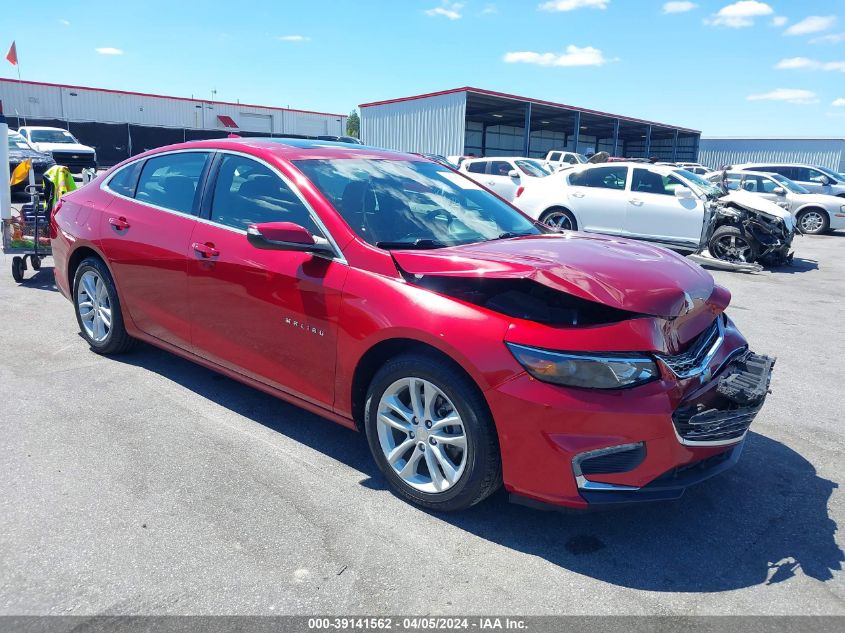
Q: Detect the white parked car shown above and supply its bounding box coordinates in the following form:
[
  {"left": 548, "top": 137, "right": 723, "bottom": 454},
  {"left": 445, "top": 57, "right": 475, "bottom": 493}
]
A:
[
  {"left": 513, "top": 162, "right": 796, "bottom": 265},
  {"left": 459, "top": 157, "right": 551, "bottom": 200},
  {"left": 16, "top": 126, "right": 97, "bottom": 172},
  {"left": 544, "top": 150, "right": 587, "bottom": 171},
  {"left": 708, "top": 170, "right": 845, "bottom": 235},
  {"left": 732, "top": 163, "right": 845, "bottom": 198}
]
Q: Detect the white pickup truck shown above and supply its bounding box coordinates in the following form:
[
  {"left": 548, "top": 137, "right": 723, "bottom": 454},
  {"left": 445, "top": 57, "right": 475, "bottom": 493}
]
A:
[{"left": 544, "top": 150, "right": 587, "bottom": 171}]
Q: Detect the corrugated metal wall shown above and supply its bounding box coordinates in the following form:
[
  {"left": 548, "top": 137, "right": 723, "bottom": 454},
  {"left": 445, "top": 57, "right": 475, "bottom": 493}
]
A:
[
  {"left": 361, "top": 91, "right": 466, "bottom": 155},
  {"left": 699, "top": 138, "right": 845, "bottom": 172},
  {"left": 0, "top": 79, "right": 346, "bottom": 136}
]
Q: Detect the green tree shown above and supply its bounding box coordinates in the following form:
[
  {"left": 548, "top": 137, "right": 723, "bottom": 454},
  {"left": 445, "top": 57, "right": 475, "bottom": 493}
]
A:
[{"left": 346, "top": 109, "right": 360, "bottom": 138}]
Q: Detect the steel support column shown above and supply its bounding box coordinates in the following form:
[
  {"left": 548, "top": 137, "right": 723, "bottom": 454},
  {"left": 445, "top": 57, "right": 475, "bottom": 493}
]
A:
[
  {"left": 672, "top": 129, "right": 679, "bottom": 163},
  {"left": 573, "top": 111, "right": 581, "bottom": 152},
  {"left": 523, "top": 102, "right": 532, "bottom": 157},
  {"left": 644, "top": 125, "right": 653, "bottom": 158},
  {"left": 612, "top": 118, "right": 620, "bottom": 157}
]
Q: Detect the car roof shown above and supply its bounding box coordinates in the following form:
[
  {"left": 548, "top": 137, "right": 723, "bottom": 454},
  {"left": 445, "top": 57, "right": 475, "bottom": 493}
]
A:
[
  {"left": 734, "top": 162, "right": 814, "bottom": 168},
  {"left": 577, "top": 161, "right": 681, "bottom": 174},
  {"left": 128, "top": 137, "right": 423, "bottom": 162},
  {"left": 17, "top": 126, "right": 71, "bottom": 131},
  {"left": 464, "top": 156, "right": 535, "bottom": 161}
]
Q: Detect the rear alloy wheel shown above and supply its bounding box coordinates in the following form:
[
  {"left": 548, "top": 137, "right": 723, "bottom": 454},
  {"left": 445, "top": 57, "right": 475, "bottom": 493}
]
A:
[
  {"left": 796, "top": 209, "right": 829, "bottom": 235},
  {"left": 364, "top": 354, "right": 501, "bottom": 511},
  {"left": 708, "top": 226, "right": 758, "bottom": 264},
  {"left": 73, "top": 257, "right": 135, "bottom": 355},
  {"left": 540, "top": 208, "right": 577, "bottom": 232}
]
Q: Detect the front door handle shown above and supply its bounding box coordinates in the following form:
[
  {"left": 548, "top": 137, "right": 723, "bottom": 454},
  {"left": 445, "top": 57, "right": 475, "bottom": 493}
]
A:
[
  {"left": 571, "top": 191, "right": 585, "bottom": 198},
  {"left": 192, "top": 242, "right": 220, "bottom": 258},
  {"left": 629, "top": 198, "right": 644, "bottom": 206},
  {"left": 108, "top": 216, "right": 130, "bottom": 230}
]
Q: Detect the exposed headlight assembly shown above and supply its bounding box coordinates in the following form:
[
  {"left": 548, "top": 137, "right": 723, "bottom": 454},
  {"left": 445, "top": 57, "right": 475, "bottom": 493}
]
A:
[{"left": 506, "top": 343, "right": 659, "bottom": 389}]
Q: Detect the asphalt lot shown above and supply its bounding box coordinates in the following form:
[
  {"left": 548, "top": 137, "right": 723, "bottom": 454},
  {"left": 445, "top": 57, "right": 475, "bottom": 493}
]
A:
[{"left": 0, "top": 214, "right": 843, "bottom": 615}]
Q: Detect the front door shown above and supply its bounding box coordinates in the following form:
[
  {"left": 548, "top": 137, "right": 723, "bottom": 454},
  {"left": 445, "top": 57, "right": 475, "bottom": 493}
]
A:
[
  {"left": 187, "top": 153, "right": 347, "bottom": 409},
  {"left": 99, "top": 151, "right": 211, "bottom": 350},
  {"left": 624, "top": 168, "right": 704, "bottom": 249}
]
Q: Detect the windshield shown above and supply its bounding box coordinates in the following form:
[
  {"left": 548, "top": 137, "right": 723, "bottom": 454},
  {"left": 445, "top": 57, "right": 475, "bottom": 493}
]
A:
[
  {"left": 293, "top": 158, "right": 541, "bottom": 249},
  {"left": 769, "top": 173, "right": 810, "bottom": 194},
  {"left": 8, "top": 133, "right": 33, "bottom": 150},
  {"left": 515, "top": 159, "right": 551, "bottom": 177},
  {"left": 675, "top": 169, "right": 724, "bottom": 198},
  {"left": 815, "top": 165, "right": 843, "bottom": 182},
  {"left": 29, "top": 129, "right": 78, "bottom": 144}
]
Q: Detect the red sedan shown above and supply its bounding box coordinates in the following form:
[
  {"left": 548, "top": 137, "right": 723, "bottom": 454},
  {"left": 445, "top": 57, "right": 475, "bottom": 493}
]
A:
[{"left": 50, "top": 139, "right": 774, "bottom": 511}]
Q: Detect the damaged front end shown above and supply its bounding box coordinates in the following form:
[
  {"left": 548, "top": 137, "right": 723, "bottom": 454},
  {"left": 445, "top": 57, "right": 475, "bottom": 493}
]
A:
[{"left": 707, "top": 193, "right": 796, "bottom": 266}]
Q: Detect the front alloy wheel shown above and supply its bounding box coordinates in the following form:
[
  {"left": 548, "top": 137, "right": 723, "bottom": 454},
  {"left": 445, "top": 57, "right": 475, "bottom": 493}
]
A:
[{"left": 376, "top": 377, "right": 467, "bottom": 493}]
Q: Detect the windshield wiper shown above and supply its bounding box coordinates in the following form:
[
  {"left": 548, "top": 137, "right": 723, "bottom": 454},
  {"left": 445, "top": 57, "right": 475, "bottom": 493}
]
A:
[
  {"left": 375, "top": 238, "right": 448, "bottom": 250},
  {"left": 496, "top": 231, "right": 535, "bottom": 240}
]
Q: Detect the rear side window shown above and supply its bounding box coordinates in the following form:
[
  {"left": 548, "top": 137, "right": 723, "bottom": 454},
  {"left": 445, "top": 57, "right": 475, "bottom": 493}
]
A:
[
  {"left": 466, "top": 161, "right": 487, "bottom": 174},
  {"left": 107, "top": 161, "right": 143, "bottom": 198},
  {"left": 135, "top": 152, "right": 209, "bottom": 214}
]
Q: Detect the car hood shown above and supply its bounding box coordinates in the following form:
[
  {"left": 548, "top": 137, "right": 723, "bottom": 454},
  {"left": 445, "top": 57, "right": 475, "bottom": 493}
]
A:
[
  {"left": 31, "top": 142, "right": 95, "bottom": 154},
  {"left": 722, "top": 190, "right": 792, "bottom": 220},
  {"left": 392, "top": 233, "right": 717, "bottom": 318}
]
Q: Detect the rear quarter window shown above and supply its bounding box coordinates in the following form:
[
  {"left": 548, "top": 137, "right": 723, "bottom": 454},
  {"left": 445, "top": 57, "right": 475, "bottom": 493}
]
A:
[{"left": 107, "top": 161, "right": 144, "bottom": 198}]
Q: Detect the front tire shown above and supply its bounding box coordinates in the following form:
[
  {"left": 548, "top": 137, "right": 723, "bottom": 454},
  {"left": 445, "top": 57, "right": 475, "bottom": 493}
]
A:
[
  {"left": 364, "top": 353, "right": 501, "bottom": 511},
  {"left": 795, "top": 208, "right": 829, "bottom": 235},
  {"left": 708, "top": 226, "right": 759, "bottom": 264},
  {"left": 73, "top": 257, "right": 135, "bottom": 355}
]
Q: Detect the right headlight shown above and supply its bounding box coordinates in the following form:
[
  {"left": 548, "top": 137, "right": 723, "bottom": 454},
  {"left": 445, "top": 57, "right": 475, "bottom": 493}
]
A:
[{"left": 506, "top": 343, "right": 660, "bottom": 390}]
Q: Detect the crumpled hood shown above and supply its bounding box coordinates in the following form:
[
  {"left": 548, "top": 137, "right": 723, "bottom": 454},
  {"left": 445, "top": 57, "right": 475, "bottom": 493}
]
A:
[
  {"left": 392, "top": 233, "right": 718, "bottom": 318},
  {"left": 722, "top": 190, "right": 793, "bottom": 221}
]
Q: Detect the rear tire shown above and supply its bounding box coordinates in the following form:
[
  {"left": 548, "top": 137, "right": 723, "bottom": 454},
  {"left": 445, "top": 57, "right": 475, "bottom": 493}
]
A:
[
  {"left": 364, "top": 353, "right": 501, "bottom": 511},
  {"left": 795, "top": 208, "right": 829, "bottom": 235},
  {"left": 708, "top": 226, "right": 759, "bottom": 264},
  {"left": 73, "top": 257, "right": 135, "bottom": 355},
  {"left": 540, "top": 207, "right": 577, "bottom": 231}
]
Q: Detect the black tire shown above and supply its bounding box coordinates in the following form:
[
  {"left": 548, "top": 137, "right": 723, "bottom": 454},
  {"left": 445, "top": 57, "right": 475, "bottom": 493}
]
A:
[
  {"left": 72, "top": 256, "right": 135, "bottom": 355},
  {"left": 708, "top": 225, "right": 759, "bottom": 264},
  {"left": 30, "top": 256, "right": 41, "bottom": 271},
  {"left": 11, "top": 256, "right": 25, "bottom": 283},
  {"left": 364, "top": 353, "right": 501, "bottom": 511},
  {"left": 540, "top": 207, "right": 577, "bottom": 231},
  {"left": 795, "top": 208, "right": 829, "bottom": 235}
]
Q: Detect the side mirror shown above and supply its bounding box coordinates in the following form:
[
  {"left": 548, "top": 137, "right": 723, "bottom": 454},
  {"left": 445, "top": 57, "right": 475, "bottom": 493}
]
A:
[
  {"left": 819, "top": 175, "right": 831, "bottom": 186},
  {"left": 674, "top": 186, "right": 694, "bottom": 199},
  {"left": 247, "top": 222, "right": 334, "bottom": 256},
  {"left": 773, "top": 186, "right": 786, "bottom": 195},
  {"left": 508, "top": 169, "right": 521, "bottom": 179}
]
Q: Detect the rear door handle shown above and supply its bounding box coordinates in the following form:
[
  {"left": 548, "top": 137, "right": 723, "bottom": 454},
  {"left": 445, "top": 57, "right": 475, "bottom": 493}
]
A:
[
  {"left": 192, "top": 242, "right": 220, "bottom": 258},
  {"left": 629, "top": 198, "right": 644, "bottom": 206},
  {"left": 108, "top": 216, "right": 130, "bottom": 230},
  {"left": 571, "top": 191, "right": 585, "bottom": 198}
]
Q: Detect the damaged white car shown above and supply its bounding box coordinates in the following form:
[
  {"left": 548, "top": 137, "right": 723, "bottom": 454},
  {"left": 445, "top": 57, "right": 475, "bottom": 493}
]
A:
[{"left": 512, "top": 162, "right": 796, "bottom": 266}]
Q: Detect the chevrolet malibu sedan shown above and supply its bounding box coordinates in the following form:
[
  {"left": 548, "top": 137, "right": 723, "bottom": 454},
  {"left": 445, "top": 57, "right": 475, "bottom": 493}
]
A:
[{"left": 51, "top": 139, "right": 774, "bottom": 511}]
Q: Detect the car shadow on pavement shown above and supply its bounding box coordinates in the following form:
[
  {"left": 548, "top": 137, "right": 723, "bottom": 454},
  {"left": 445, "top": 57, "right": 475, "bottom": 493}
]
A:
[
  {"left": 769, "top": 257, "right": 818, "bottom": 274},
  {"left": 115, "top": 345, "right": 843, "bottom": 593}
]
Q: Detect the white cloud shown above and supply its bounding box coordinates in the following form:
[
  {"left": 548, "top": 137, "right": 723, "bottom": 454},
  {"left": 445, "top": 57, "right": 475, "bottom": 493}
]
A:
[
  {"left": 539, "top": 0, "right": 609, "bottom": 12},
  {"left": 784, "top": 15, "right": 837, "bottom": 36},
  {"left": 706, "top": 1, "right": 773, "bottom": 28},
  {"left": 663, "top": 2, "right": 697, "bottom": 14},
  {"left": 771, "top": 16, "right": 787, "bottom": 27},
  {"left": 747, "top": 88, "right": 819, "bottom": 104},
  {"left": 59, "top": 19, "right": 70, "bottom": 26},
  {"left": 503, "top": 45, "right": 613, "bottom": 67},
  {"left": 277, "top": 35, "right": 310, "bottom": 41},
  {"left": 810, "top": 32, "right": 845, "bottom": 44},
  {"left": 775, "top": 57, "right": 845, "bottom": 72},
  {"left": 425, "top": 2, "right": 464, "bottom": 19},
  {"left": 832, "top": 98, "right": 845, "bottom": 107},
  {"left": 95, "top": 47, "right": 123, "bottom": 55}
]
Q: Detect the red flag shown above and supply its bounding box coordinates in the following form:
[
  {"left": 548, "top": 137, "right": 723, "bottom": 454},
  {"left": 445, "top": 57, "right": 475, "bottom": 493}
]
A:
[{"left": 6, "top": 41, "right": 17, "bottom": 66}]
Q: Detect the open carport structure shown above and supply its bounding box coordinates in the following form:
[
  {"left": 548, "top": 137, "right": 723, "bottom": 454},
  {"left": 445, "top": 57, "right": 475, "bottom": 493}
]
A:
[{"left": 360, "top": 87, "right": 700, "bottom": 162}]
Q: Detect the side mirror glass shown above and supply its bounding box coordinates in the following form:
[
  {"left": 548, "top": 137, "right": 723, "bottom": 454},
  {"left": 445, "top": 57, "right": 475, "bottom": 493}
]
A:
[
  {"left": 773, "top": 186, "right": 786, "bottom": 195},
  {"left": 674, "top": 186, "right": 694, "bottom": 199},
  {"left": 508, "top": 169, "right": 521, "bottom": 179},
  {"left": 820, "top": 175, "right": 831, "bottom": 185},
  {"left": 247, "top": 222, "right": 333, "bottom": 255}
]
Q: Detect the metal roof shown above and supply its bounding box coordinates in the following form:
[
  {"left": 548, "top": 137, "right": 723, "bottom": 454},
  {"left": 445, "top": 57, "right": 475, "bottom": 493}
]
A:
[{"left": 359, "top": 86, "right": 700, "bottom": 134}]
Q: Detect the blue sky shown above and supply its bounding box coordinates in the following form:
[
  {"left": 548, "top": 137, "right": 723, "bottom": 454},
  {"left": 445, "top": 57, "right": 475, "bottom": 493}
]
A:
[{"left": 1, "top": 0, "right": 844, "bottom": 135}]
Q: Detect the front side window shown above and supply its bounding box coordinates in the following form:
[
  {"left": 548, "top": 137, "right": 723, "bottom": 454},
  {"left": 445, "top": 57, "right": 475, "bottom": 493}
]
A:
[
  {"left": 134, "top": 152, "right": 209, "bottom": 214},
  {"left": 29, "top": 129, "right": 78, "bottom": 144},
  {"left": 806, "top": 168, "right": 829, "bottom": 183},
  {"left": 293, "top": 158, "right": 540, "bottom": 248},
  {"left": 489, "top": 161, "right": 513, "bottom": 177},
  {"left": 631, "top": 169, "right": 684, "bottom": 196},
  {"left": 210, "top": 155, "right": 320, "bottom": 234}
]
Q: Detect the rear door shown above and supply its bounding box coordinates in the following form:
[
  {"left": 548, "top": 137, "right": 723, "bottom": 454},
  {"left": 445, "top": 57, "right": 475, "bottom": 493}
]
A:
[
  {"left": 99, "top": 151, "right": 211, "bottom": 350},
  {"left": 187, "top": 152, "right": 347, "bottom": 408},
  {"left": 567, "top": 165, "right": 630, "bottom": 234},
  {"left": 624, "top": 168, "right": 704, "bottom": 249}
]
